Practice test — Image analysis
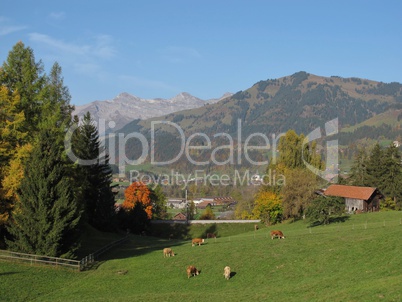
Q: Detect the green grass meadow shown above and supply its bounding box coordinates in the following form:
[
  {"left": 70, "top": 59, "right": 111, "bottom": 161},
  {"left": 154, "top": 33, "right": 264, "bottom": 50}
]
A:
[{"left": 1, "top": 211, "right": 401, "bottom": 301}]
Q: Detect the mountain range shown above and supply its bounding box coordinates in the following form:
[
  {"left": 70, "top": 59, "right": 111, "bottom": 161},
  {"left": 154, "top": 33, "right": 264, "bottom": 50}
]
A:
[
  {"left": 109, "top": 71, "right": 402, "bottom": 173},
  {"left": 72, "top": 91, "right": 233, "bottom": 132}
]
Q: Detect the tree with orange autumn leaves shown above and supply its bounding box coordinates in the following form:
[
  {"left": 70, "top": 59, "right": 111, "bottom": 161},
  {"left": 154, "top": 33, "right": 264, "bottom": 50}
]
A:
[{"left": 122, "top": 182, "right": 153, "bottom": 219}]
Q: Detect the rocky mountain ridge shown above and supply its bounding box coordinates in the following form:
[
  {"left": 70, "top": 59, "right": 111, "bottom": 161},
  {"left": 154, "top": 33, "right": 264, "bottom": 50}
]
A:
[{"left": 72, "top": 91, "right": 233, "bottom": 132}]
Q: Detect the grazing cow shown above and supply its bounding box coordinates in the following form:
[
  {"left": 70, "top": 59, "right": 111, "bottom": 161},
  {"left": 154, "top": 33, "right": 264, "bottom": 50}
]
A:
[
  {"left": 186, "top": 265, "right": 199, "bottom": 278},
  {"left": 191, "top": 238, "right": 205, "bottom": 246},
  {"left": 223, "top": 266, "right": 231, "bottom": 280},
  {"left": 270, "top": 230, "right": 285, "bottom": 239},
  {"left": 163, "top": 248, "right": 175, "bottom": 258},
  {"left": 206, "top": 233, "right": 216, "bottom": 239}
]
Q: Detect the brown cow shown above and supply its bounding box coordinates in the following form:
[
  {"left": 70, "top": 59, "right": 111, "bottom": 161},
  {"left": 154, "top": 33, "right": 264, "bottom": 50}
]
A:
[
  {"left": 206, "top": 233, "right": 216, "bottom": 239},
  {"left": 191, "top": 238, "right": 205, "bottom": 246},
  {"left": 270, "top": 230, "right": 285, "bottom": 239},
  {"left": 186, "top": 265, "right": 200, "bottom": 278},
  {"left": 223, "top": 266, "right": 231, "bottom": 280},
  {"left": 254, "top": 224, "right": 259, "bottom": 231},
  {"left": 163, "top": 248, "right": 175, "bottom": 257}
]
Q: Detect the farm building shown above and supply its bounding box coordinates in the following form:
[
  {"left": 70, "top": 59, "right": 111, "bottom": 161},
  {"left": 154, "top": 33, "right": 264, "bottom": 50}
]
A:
[
  {"left": 195, "top": 196, "right": 236, "bottom": 209},
  {"left": 323, "top": 184, "right": 383, "bottom": 213},
  {"left": 173, "top": 212, "right": 187, "bottom": 220},
  {"left": 168, "top": 198, "right": 187, "bottom": 209}
]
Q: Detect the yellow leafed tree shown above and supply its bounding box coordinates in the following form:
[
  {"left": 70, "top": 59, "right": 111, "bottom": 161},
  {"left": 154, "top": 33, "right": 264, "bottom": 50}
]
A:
[
  {"left": 252, "top": 190, "right": 283, "bottom": 225},
  {"left": 0, "top": 86, "right": 30, "bottom": 227}
]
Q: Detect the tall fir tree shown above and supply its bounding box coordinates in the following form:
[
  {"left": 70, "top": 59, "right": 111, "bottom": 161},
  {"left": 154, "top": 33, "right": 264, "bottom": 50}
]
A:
[
  {"left": 365, "top": 143, "right": 385, "bottom": 187},
  {"left": 348, "top": 148, "right": 368, "bottom": 186},
  {"left": 72, "top": 112, "right": 116, "bottom": 231},
  {"left": 381, "top": 144, "right": 402, "bottom": 206},
  {"left": 40, "top": 62, "right": 74, "bottom": 132},
  {"left": 6, "top": 129, "right": 81, "bottom": 257}
]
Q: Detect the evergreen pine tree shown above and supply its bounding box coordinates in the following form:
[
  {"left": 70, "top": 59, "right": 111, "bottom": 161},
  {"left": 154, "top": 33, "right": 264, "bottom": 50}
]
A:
[
  {"left": 40, "top": 62, "right": 74, "bottom": 131},
  {"left": 72, "top": 112, "right": 116, "bottom": 231},
  {"left": 6, "top": 129, "right": 81, "bottom": 257},
  {"left": 381, "top": 144, "right": 402, "bottom": 206},
  {"left": 365, "top": 143, "right": 385, "bottom": 187},
  {"left": 348, "top": 148, "right": 368, "bottom": 186},
  {"left": 150, "top": 185, "right": 168, "bottom": 220}
]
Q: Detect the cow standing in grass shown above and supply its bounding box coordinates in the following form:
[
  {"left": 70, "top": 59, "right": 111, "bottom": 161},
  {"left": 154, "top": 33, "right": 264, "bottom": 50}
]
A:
[
  {"left": 186, "top": 266, "right": 200, "bottom": 278},
  {"left": 270, "top": 230, "right": 285, "bottom": 239},
  {"left": 163, "top": 248, "right": 175, "bottom": 257},
  {"left": 223, "top": 266, "right": 231, "bottom": 280},
  {"left": 191, "top": 238, "right": 205, "bottom": 246}
]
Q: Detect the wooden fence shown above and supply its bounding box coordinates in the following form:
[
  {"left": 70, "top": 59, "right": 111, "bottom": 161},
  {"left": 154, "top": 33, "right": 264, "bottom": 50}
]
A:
[
  {"left": 80, "top": 235, "right": 130, "bottom": 270},
  {"left": 151, "top": 219, "right": 261, "bottom": 224},
  {"left": 0, "top": 249, "right": 81, "bottom": 271},
  {"left": 0, "top": 235, "right": 130, "bottom": 271}
]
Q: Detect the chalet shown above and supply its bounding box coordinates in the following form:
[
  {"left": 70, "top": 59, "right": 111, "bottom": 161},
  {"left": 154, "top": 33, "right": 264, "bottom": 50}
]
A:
[
  {"left": 192, "top": 198, "right": 203, "bottom": 205},
  {"left": 323, "top": 184, "right": 383, "bottom": 213},
  {"left": 168, "top": 198, "right": 187, "bottom": 209},
  {"left": 197, "top": 200, "right": 213, "bottom": 209},
  {"left": 196, "top": 196, "right": 236, "bottom": 209},
  {"left": 173, "top": 212, "right": 187, "bottom": 221},
  {"left": 212, "top": 196, "right": 236, "bottom": 206}
]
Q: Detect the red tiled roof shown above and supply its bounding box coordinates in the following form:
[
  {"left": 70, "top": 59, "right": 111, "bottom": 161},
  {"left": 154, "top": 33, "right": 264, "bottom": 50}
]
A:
[
  {"left": 173, "top": 213, "right": 187, "bottom": 220},
  {"left": 324, "top": 185, "right": 377, "bottom": 200},
  {"left": 197, "top": 201, "right": 213, "bottom": 208}
]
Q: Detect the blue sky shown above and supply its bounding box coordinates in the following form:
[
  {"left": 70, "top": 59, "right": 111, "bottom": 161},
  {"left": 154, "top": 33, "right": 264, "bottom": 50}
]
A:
[{"left": 1, "top": 0, "right": 401, "bottom": 106}]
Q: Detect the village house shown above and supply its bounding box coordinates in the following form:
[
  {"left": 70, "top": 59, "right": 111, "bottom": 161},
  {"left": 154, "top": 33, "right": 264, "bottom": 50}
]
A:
[
  {"left": 195, "top": 196, "right": 236, "bottom": 209},
  {"left": 323, "top": 184, "right": 383, "bottom": 213},
  {"left": 172, "top": 212, "right": 187, "bottom": 220},
  {"left": 167, "top": 198, "right": 187, "bottom": 209}
]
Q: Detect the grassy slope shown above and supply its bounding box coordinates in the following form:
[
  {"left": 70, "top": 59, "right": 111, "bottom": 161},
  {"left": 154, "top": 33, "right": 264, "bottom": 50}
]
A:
[
  {"left": 1, "top": 211, "right": 401, "bottom": 302},
  {"left": 341, "top": 109, "right": 402, "bottom": 133}
]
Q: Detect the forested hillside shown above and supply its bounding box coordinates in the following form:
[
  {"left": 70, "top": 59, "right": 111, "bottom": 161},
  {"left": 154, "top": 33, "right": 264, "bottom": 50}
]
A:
[{"left": 112, "top": 72, "right": 402, "bottom": 172}]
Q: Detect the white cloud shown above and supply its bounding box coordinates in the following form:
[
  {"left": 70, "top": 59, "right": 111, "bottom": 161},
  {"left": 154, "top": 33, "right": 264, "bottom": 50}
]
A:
[
  {"left": 28, "top": 33, "right": 117, "bottom": 79},
  {"left": 93, "top": 35, "right": 117, "bottom": 59},
  {"left": 28, "top": 32, "right": 116, "bottom": 59},
  {"left": 0, "top": 17, "right": 26, "bottom": 35},
  {"left": 29, "top": 33, "right": 90, "bottom": 55},
  {"left": 0, "top": 25, "right": 26, "bottom": 36}
]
